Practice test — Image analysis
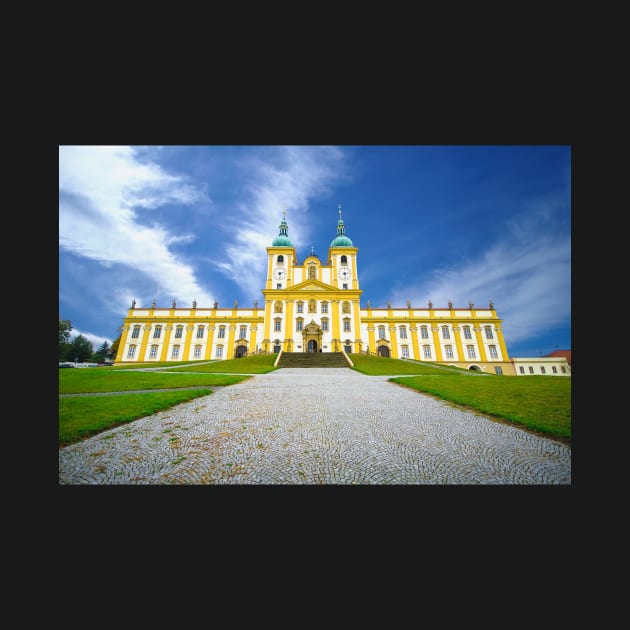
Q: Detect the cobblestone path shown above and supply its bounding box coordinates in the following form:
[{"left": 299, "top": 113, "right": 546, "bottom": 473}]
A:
[{"left": 58, "top": 368, "right": 571, "bottom": 485}]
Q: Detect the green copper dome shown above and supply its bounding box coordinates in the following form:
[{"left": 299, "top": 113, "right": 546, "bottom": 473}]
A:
[
  {"left": 330, "top": 205, "right": 353, "bottom": 247},
  {"left": 330, "top": 234, "right": 353, "bottom": 247},
  {"left": 271, "top": 213, "right": 293, "bottom": 247}
]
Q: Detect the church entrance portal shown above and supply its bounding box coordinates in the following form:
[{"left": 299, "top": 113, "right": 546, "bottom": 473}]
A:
[
  {"left": 235, "top": 346, "right": 247, "bottom": 358},
  {"left": 378, "top": 346, "right": 390, "bottom": 357},
  {"left": 302, "top": 320, "right": 323, "bottom": 353}
]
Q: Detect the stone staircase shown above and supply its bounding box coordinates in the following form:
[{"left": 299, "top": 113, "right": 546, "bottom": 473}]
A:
[{"left": 277, "top": 352, "right": 350, "bottom": 368}]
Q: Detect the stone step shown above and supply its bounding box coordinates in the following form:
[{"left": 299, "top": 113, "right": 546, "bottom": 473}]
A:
[{"left": 277, "top": 352, "right": 350, "bottom": 368}]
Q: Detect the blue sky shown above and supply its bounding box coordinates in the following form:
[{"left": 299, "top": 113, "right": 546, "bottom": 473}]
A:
[{"left": 59, "top": 145, "right": 571, "bottom": 357}]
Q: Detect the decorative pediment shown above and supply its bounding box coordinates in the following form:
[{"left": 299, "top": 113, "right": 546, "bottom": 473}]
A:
[{"left": 291, "top": 279, "right": 336, "bottom": 292}]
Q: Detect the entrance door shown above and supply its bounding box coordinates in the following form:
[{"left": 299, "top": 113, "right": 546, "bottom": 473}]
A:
[
  {"left": 308, "top": 340, "right": 317, "bottom": 353},
  {"left": 378, "top": 346, "right": 390, "bottom": 357},
  {"left": 235, "top": 346, "right": 247, "bottom": 358}
]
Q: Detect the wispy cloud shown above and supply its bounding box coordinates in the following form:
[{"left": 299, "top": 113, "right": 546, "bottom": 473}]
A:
[
  {"left": 390, "top": 204, "right": 571, "bottom": 350},
  {"left": 59, "top": 146, "right": 215, "bottom": 312},
  {"left": 216, "top": 146, "right": 350, "bottom": 299}
]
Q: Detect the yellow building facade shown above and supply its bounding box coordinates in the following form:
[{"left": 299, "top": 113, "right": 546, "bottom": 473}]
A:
[{"left": 115, "top": 210, "right": 515, "bottom": 375}]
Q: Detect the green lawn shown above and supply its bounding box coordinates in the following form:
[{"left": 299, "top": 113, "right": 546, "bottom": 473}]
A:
[
  {"left": 349, "top": 354, "right": 570, "bottom": 443},
  {"left": 59, "top": 390, "right": 213, "bottom": 447},
  {"left": 59, "top": 353, "right": 571, "bottom": 448}
]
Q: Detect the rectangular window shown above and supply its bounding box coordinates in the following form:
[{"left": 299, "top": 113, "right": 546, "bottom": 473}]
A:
[
  {"left": 131, "top": 326, "right": 141, "bottom": 339},
  {"left": 467, "top": 346, "right": 476, "bottom": 359},
  {"left": 401, "top": 346, "right": 409, "bottom": 358},
  {"left": 296, "top": 320, "right": 303, "bottom": 331},
  {"left": 485, "top": 327, "right": 494, "bottom": 339},
  {"left": 218, "top": 327, "right": 225, "bottom": 338},
  {"left": 322, "top": 320, "right": 329, "bottom": 331},
  {"left": 442, "top": 328, "right": 450, "bottom": 340},
  {"left": 494, "top": 366, "right": 503, "bottom": 375},
  {"left": 421, "top": 327, "right": 429, "bottom": 339},
  {"left": 194, "top": 346, "right": 201, "bottom": 358},
  {"left": 196, "top": 326, "right": 204, "bottom": 338},
  {"left": 174, "top": 327, "right": 183, "bottom": 339},
  {"left": 297, "top": 303, "right": 303, "bottom": 313},
  {"left": 127, "top": 345, "right": 136, "bottom": 358},
  {"left": 153, "top": 326, "right": 162, "bottom": 339},
  {"left": 489, "top": 345, "right": 498, "bottom": 359},
  {"left": 149, "top": 345, "right": 158, "bottom": 358},
  {"left": 277, "top": 283, "right": 282, "bottom": 289},
  {"left": 275, "top": 320, "right": 281, "bottom": 331},
  {"left": 399, "top": 327, "right": 407, "bottom": 339},
  {"left": 378, "top": 327, "right": 385, "bottom": 339},
  {"left": 172, "top": 346, "right": 180, "bottom": 358},
  {"left": 216, "top": 346, "right": 223, "bottom": 358},
  {"left": 529, "top": 366, "right": 534, "bottom": 374},
  {"left": 343, "top": 320, "right": 351, "bottom": 332},
  {"left": 321, "top": 303, "right": 328, "bottom": 313},
  {"left": 423, "top": 345, "right": 431, "bottom": 359},
  {"left": 445, "top": 345, "right": 453, "bottom": 359},
  {"left": 561, "top": 366, "right": 567, "bottom": 373},
  {"left": 540, "top": 366, "right": 546, "bottom": 374},
  {"left": 519, "top": 366, "right": 525, "bottom": 374},
  {"left": 552, "top": 366, "right": 558, "bottom": 373},
  {"left": 463, "top": 327, "right": 472, "bottom": 339},
  {"left": 239, "top": 326, "right": 247, "bottom": 339},
  {"left": 342, "top": 283, "right": 348, "bottom": 289}
]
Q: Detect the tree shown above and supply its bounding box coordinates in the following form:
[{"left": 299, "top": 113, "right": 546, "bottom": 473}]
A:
[
  {"left": 67, "top": 335, "right": 94, "bottom": 363},
  {"left": 93, "top": 341, "right": 111, "bottom": 363},
  {"left": 59, "top": 319, "right": 73, "bottom": 360}
]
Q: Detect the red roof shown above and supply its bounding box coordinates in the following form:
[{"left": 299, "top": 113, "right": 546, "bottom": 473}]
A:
[{"left": 545, "top": 349, "right": 571, "bottom": 365}]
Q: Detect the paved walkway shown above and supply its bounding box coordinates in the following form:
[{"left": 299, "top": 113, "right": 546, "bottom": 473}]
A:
[{"left": 58, "top": 368, "right": 571, "bottom": 485}]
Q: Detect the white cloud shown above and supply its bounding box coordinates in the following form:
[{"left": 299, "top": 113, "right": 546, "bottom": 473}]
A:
[
  {"left": 219, "top": 146, "right": 349, "bottom": 299},
  {"left": 390, "top": 218, "right": 570, "bottom": 349},
  {"left": 59, "top": 146, "right": 215, "bottom": 308}
]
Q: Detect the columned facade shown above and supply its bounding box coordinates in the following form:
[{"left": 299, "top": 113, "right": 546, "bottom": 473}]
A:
[{"left": 114, "top": 207, "right": 515, "bottom": 374}]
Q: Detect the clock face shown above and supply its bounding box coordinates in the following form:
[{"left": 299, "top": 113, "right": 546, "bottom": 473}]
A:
[
  {"left": 273, "top": 268, "right": 286, "bottom": 280},
  {"left": 338, "top": 266, "right": 352, "bottom": 281}
]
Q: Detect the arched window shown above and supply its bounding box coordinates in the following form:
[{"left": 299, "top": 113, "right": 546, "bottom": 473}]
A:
[
  {"left": 274, "top": 301, "right": 283, "bottom": 313},
  {"left": 277, "top": 255, "right": 284, "bottom": 263},
  {"left": 340, "top": 255, "right": 347, "bottom": 264},
  {"left": 342, "top": 301, "right": 351, "bottom": 313}
]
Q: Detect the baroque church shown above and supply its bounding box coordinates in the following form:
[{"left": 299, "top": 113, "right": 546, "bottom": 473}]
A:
[{"left": 114, "top": 208, "right": 515, "bottom": 374}]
